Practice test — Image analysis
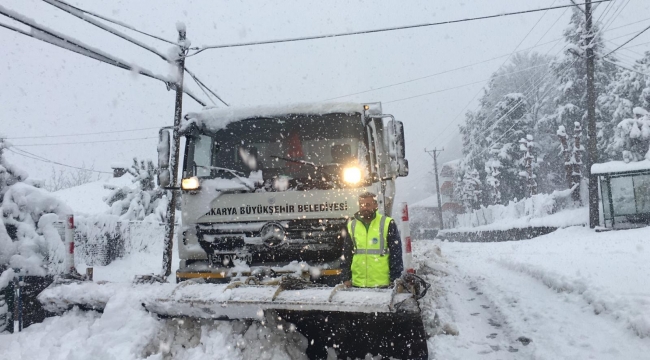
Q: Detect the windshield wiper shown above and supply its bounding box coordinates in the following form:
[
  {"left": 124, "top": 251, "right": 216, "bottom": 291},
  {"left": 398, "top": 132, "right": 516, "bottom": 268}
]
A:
[
  {"left": 270, "top": 155, "right": 317, "bottom": 168},
  {"left": 194, "top": 164, "right": 255, "bottom": 191}
]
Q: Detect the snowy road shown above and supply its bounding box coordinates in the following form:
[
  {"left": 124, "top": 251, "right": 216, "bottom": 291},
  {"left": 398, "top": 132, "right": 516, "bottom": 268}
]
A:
[
  {"left": 415, "top": 226, "right": 650, "bottom": 360},
  {"left": 2, "top": 225, "right": 650, "bottom": 359}
]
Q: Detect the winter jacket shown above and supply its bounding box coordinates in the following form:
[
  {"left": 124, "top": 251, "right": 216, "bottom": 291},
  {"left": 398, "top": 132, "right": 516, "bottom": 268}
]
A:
[{"left": 341, "top": 211, "right": 404, "bottom": 286}]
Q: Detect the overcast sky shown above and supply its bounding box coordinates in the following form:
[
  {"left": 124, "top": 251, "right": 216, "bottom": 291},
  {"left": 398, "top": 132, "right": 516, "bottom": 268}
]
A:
[{"left": 1, "top": 0, "right": 649, "bottom": 205}]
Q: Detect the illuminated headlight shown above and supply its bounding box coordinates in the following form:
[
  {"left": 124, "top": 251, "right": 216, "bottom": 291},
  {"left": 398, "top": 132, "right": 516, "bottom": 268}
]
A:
[
  {"left": 342, "top": 167, "right": 362, "bottom": 184},
  {"left": 181, "top": 176, "right": 200, "bottom": 190}
]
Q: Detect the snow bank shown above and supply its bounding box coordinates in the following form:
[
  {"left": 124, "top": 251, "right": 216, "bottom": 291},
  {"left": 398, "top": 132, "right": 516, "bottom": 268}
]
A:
[
  {"left": 182, "top": 102, "right": 365, "bottom": 133},
  {"left": 0, "top": 296, "right": 307, "bottom": 359}
]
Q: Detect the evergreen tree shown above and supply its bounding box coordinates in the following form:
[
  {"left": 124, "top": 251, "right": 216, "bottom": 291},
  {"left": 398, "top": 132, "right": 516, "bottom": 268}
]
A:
[
  {"left": 543, "top": 8, "right": 616, "bottom": 163},
  {"left": 104, "top": 158, "right": 168, "bottom": 222},
  {"left": 460, "top": 169, "right": 482, "bottom": 211},
  {"left": 600, "top": 52, "right": 650, "bottom": 159}
]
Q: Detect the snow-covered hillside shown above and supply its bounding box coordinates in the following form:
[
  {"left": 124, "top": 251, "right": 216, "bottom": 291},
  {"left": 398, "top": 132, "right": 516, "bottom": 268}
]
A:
[{"left": 52, "top": 174, "right": 134, "bottom": 215}]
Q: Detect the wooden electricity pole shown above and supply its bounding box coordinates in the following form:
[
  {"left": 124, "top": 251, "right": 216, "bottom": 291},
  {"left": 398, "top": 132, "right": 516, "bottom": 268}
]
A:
[
  {"left": 425, "top": 148, "right": 445, "bottom": 230},
  {"left": 163, "top": 27, "right": 187, "bottom": 278},
  {"left": 584, "top": 0, "right": 599, "bottom": 228}
]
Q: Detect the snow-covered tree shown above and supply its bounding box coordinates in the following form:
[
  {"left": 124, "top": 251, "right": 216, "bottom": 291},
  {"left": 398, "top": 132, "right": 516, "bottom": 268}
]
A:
[
  {"left": 518, "top": 135, "right": 538, "bottom": 196},
  {"left": 557, "top": 122, "right": 584, "bottom": 202},
  {"left": 459, "top": 168, "right": 482, "bottom": 211},
  {"left": 600, "top": 52, "right": 650, "bottom": 159},
  {"left": 104, "top": 158, "right": 168, "bottom": 222},
  {"left": 611, "top": 107, "right": 650, "bottom": 162},
  {"left": 542, "top": 8, "right": 616, "bottom": 162},
  {"left": 0, "top": 139, "right": 69, "bottom": 276},
  {"left": 45, "top": 163, "right": 96, "bottom": 192},
  {"left": 484, "top": 144, "right": 502, "bottom": 205}
]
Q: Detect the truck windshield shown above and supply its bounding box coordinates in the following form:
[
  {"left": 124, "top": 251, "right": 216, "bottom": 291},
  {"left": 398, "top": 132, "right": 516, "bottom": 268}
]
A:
[{"left": 185, "top": 113, "right": 370, "bottom": 189}]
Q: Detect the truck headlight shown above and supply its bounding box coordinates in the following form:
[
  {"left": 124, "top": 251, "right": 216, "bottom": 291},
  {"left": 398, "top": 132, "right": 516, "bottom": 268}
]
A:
[
  {"left": 181, "top": 176, "right": 200, "bottom": 190},
  {"left": 342, "top": 166, "right": 362, "bottom": 184}
]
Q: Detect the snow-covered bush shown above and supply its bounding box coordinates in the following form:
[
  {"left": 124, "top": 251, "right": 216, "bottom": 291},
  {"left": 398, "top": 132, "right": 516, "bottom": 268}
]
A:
[
  {"left": 0, "top": 139, "right": 70, "bottom": 276},
  {"left": 104, "top": 158, "right": 168, "bottom": 222}
]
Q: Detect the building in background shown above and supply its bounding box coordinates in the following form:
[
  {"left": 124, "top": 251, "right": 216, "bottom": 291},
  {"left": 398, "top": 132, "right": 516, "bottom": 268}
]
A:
[
  {"left": 440, "top": 159, "right": 463, "bottom": 228},
  {"left": 410, "top": 194, "right": 442, "bottom": 239}
]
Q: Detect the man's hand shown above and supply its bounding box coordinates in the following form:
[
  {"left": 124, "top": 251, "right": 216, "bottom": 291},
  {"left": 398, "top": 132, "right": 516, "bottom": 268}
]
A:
[{"left": 343, "top": 280, "right": 352, "bottom": 288}]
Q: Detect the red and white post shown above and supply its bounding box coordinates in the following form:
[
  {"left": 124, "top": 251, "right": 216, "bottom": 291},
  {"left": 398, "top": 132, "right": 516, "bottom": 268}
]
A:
[
  {"left": 65, "top": 214, "right": 75, "bottom": 274},
  {"left": 399, "top": 202, "right": 415, "bottom": 274}
]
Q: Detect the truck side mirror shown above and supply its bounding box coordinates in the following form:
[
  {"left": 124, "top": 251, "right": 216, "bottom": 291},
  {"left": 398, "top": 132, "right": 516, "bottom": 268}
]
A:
[
  {"left": 386, "top": 120, "right": 406, "bottom": 159},
  {"left": 157, "top": 129, "right": 171, "bottom": 187},
  {"left": 397, "top": 158, "right": 409, "bottom": 177}
]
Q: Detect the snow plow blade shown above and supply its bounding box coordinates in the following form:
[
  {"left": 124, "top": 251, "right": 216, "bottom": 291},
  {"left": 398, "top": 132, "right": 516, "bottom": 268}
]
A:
[{"left": 39, "top": 277, "right": 429, "bottom": 359}]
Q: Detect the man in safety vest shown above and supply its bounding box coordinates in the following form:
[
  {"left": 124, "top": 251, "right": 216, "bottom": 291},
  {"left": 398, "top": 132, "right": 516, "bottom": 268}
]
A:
[{"left": 342, "top": 192, "right": 403, "bottom": 288}]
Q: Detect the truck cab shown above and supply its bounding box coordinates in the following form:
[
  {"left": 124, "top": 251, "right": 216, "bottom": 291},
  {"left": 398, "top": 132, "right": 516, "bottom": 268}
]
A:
[{"left": 157, "top": 102, "right": 408, "bottom": 284}]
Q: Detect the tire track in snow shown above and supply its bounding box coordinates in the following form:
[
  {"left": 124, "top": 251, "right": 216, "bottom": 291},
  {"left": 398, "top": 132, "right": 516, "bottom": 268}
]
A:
[
  {"left": 495, "top": 258, "right": 650, "bottom": 339},
  {"left": 415, "top": 245, "right": 534, "bottom": 359},
  {"left": 447, "top": 254, "right": 650, "bottom": 359}
]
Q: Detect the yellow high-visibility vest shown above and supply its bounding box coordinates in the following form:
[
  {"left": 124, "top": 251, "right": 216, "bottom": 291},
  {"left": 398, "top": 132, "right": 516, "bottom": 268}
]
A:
[{"left": 347, "top": 212, "right": 392, "bottom": 287}]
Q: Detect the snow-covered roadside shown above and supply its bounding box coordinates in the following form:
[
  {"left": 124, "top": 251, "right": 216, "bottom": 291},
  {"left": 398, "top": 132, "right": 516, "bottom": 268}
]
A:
[
  {"left": 0, "top": 237, "right": 309, "bottom": 360},
  {"left": 414, "top": 226, "right": 650, "bottom": 359}
]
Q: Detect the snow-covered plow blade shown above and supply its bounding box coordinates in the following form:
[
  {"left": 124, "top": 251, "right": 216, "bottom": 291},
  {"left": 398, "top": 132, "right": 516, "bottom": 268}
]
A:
[{"left": 39, "top": 276, "right": 429, "bottom": 359}]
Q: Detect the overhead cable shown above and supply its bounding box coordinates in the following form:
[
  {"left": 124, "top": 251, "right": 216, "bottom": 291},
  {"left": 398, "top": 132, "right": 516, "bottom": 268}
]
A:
[
  {"left": 0, "top": 5, "right": 207, "bottom": 106},
  {"left": 7, "top": 148, "right": 113, "bottom": 174},
  {"left": 604, "top": 58, "right": 650, "bottom": 76},
  {"left": 42, "top": 0, "right": 177, "bottom": 45},
  {"left": 604, "top": 23, "right": 650, "bottom": 57},
  {"left": 11, "top": 137, "right": 158, "bottom": 147},
  {"left": 188, "top": 1, "right": 611, "bottom": 56},
  {"left": 4, "top": 126, "right": 161, "bottom": 140},
  {"left": 41, "top": 0, "right": 228, "bottom": 107},
  {"left": 423, "top": 0, "right": 570, "bottom": 150}
]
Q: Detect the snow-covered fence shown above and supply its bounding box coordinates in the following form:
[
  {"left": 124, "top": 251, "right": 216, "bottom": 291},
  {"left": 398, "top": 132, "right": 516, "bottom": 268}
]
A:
[
  {"left": 455, "top": 187, "right": 576, "bottom": 229},
  {"left": 54, "top": 217, "right": 166, "bottom": 267}
]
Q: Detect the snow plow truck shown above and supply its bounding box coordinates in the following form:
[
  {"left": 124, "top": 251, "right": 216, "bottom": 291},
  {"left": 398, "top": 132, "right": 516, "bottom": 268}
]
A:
[{"left": 40, "top": 102, "right": 430, "bottom": 359}]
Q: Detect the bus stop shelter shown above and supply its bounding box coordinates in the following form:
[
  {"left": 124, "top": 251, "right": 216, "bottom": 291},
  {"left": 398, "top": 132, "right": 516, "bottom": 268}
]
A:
[{"left": 592, "top": 160, "right": 650, "bottom": 229}]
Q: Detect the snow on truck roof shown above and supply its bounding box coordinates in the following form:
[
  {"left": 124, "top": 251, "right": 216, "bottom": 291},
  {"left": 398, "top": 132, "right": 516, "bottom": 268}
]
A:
[{"left": 181, "top": 102, "right": 369, "bottom": 133}]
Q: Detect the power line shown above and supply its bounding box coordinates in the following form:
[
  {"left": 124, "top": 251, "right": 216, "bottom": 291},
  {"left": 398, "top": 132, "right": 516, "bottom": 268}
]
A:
[
  {"left": 0, "top": 8, "right": 207, "bottom": 106},
  {"left": 188, "top": 1, "right": 612, "bottom": 56},
  {"left": 604, "top": 23, "right": 650, "bottom": 57},
  {"left": 11, "top": 137, "right": 157, "bottom": 147},
  {"left": 606, "top": 16, "right": 650, "bottom": 32},
  {"left": 604, "top": 58, "right": 650, "bottom": 76},
  {"left": 623, "top": 40, "right": 650, "bottom": 49},
  {"left": 383, "top": 64, "right": 549, "bottom": 104},
  {"left": 324, "top": 16, "right": 650, "bottom": 103},
  {"left": 7, "top": 148, "right": 112, "bottom": 174},
  {"left": 422, "top": 0, "right": 571, "bottom": 150},
  {"left": 4, "top": 126, "right": 161, "bottom": 140},
  {"left": 433, "top": 0, "right": 622, "bottom": 154},
  {"left": 42, "top": 0, "right": 177, "bottom": 45},
  {"left": 185, "top": 68, "right": 230, "bottom": 106},
  {"left": 40, "top": 0, "right": 228, "bottom": 107},
  {"left": 323, "top": 37, "right": 564, "bottom": 102}
]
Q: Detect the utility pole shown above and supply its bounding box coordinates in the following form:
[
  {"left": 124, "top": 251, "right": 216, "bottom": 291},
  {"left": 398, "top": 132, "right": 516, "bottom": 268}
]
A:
[
  {"left": 163, "top": 26, "right": 187, "bottom": 278},
  {"left": 425, "top": 148, "right": 445, "bottom": 230},
  {"left": 584, "top": 0, "right": 599, "bottom": 228}
]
